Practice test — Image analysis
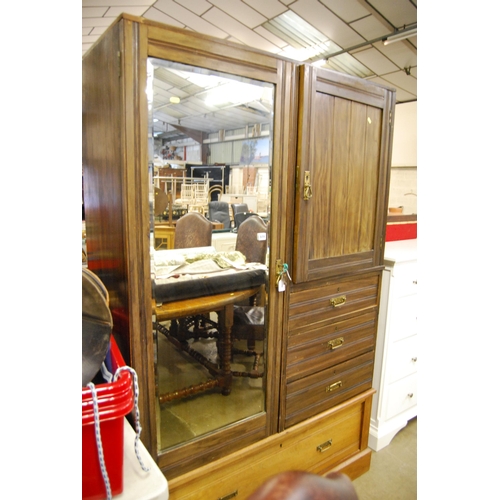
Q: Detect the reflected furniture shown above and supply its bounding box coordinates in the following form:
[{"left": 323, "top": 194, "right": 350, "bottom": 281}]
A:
[
  {"left": 154, "top": 286, "right": 261, "bottom": 401},
  {"left": 231, "top": 202, "right": 248, "bottom": 223},
  {"left": 174, "top": 212, "right": 211, "bottom": 249},
  {"left": 208, "top": 201, "right": 231, "bottom": 229}
]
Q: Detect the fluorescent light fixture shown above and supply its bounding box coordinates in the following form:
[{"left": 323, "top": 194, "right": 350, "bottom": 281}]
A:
[{"left": 382, "top": 27, "right": 417, "bottom": 46}]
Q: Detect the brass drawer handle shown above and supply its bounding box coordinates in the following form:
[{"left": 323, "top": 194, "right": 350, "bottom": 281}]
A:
[
  {"left": 219, "top": 491, "right": 238, "bottom": 500},
  {"left": 326, "top": 381, "right": 342, "bottom": 392},
  {"left": 408, "top": 393, "right": 414, "bottom": 398},
  {"left": 330, "top": 295, "right": 346, "bottom": 307},
  {"left": 328, "top": 337, "right": 344, "bottom": 350},
  {"left": 411, "top": 357, "right": 417, "bottom": 362},
  {"left": 317, "top": 439, "right": 332, "bottom": 453}
]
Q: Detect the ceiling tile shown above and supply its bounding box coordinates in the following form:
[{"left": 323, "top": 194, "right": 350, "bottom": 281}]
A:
[
  {"left": 154, "top": 0, "right": 229, "bottom": 38},
  {"left": 89, "top": 26, "right": 110, "bottom": 36},
  {"left": 82, "top": 7, "right": 108, "bottom": 18},
  {"left": 105, "top": 6, "right": 150, "bottom": 17},
  {"left": 290, "top": 0, "right": 365, "bottom": 48},
  {"left": 327, "top": 53, "right": 373, "bottom": 78},
  {"left": 82, "top": 17, "right": 115, "bottom": 28},
  {"left": 209, "top": 0, "right": 267, "bottom": 28},
  {"left": 82, "top": 0, "right": 155, "bottom": 5},
  {"left": 242, "top": 0, "right": 288, "bottom": 19},
  {"left": 367, "top": 76, "right": 415, "bottom": 103},
  {"left": 144, "top": 7, "right": 186, "bottom": 28},
  {"left": 82, "top": 27, "right": 93, "bottom": 35},
  {"left": 352, "top": 47, "right": 399, "bottom": 75},
  {"left": 175, "top": 0, "right": 212, "bottom": 16},
  {"left": 83, "top": 35, "right": 101, "bottom": 45},
  {"left": 379, "top": 70, "right": 417, "bottom": 95},
  {"left": 350, "top": 14, "right": 390, "bottom": 40},
  {"left": 373, "top": 40, "right": 417, "bottom": 69},
  {"left": 368, "top": 0, "right": 417, "bottom": 29},
  {"left": 202, "top": 7, "right": 282, "bottom": 53},
  {"left": 319, "top": 0, "right": 370, "bottom": 23},
  {"left": 253, "top": 26, "right": 289, "bottom": 48}
]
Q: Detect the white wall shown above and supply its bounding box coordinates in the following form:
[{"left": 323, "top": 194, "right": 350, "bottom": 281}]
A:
[
  {"left": 388, "top": 102, "right": 417, "bottom": 215},
  {"left": 391, "top": 101, "right": 417, "bottom": 167}
]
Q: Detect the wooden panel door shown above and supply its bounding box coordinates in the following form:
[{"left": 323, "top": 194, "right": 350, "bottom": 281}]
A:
[{"left": 293, "top": 65, "right": 395, "bottom": 283}]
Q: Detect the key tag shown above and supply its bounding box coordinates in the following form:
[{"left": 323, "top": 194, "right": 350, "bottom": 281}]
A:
[{"left": 278, "top": 277, "right": 286, "bottom": 292}]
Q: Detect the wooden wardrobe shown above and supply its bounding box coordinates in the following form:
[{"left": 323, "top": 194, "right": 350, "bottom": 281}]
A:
[{"left": 83, "top": 14, "right": 395, "bottom": 499}]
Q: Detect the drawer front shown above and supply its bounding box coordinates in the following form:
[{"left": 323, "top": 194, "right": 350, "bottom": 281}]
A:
[
  {"left": 168, "top": 391, "right": 373, "bottom": 500},
  {"left": 387, "top": 334, "right": 417, "bottom": 383},
  {"left": 390, "top": 294, "right": 417, "bottom": 342},
  {"left": 287, "top": 310, "right": 377, "bottom": 382},
  {"left": 391, "top": 261, "right": 417, "bottom": 298},
  {"left": 285, "top": 352, "right": 374, "bottom": 427},
  {"left": 288, "top": 274, "right": 380, "bottom": 331},
  {"left": 385, "top": 373, "right": 417, "bottom": 420}
]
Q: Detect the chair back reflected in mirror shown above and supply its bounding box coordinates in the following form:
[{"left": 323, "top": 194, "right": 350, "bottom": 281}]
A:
[
  {"left": 231, "top": 203, "right": 248, "bottom": 218},
  {"left": 174, "top": 212, "right": 212, "bottom": 249},
  {"left": 208, "top": 201, "right": 231, "bottom": 229},
  {"left": 235, "top": 216, "right": 267, "bottom": 264},
  {"left": 233, "top": 215, "right": 268, "bottom": 365},
  {"left": 234, "top": 211, "right": 258, "bottom": 230}
]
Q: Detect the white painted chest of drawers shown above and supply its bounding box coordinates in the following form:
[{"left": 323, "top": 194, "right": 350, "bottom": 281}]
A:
[{"left": 369, "top": 239, "right": 417, "bottom": 451}]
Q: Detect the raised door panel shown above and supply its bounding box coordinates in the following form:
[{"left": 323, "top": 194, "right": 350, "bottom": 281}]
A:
[{"left": 293, "top": 65, "right": 394, "bottom": 283}]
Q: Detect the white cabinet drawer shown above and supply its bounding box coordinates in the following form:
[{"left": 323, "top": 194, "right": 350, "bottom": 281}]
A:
[
  {"left": 391, "top": 262, "right": 417, "bottom": 298},
  {"left": 389, "top": 294, "right": 417, "bottom": 342},
  {"left": 387, "top": 334, "right": 417, "bottom": 383},
  {"left": 385, "top": 373, "right": 417, "bottom": 421}
]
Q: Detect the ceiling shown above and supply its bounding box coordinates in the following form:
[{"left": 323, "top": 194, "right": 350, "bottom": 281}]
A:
[{"left": 82, "top": 0, "right": 417, "bottom": 105}]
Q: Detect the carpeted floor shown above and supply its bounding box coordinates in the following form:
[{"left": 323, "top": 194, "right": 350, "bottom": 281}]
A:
[{"left": 352, "top": 417, "right": 417, "bottom": 499}]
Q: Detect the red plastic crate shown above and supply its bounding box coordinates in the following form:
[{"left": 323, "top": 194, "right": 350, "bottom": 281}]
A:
[{"left": 82, "top": 336, "right": 134, "bottom": 500}]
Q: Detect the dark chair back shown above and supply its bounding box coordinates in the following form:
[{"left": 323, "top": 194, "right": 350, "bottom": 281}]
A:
[
  {"left": 208, "top": 201, "right": 231, "bottom": 229},
  {"left": 174, "top": 212, "right": 212, "bottom": 249},
  {"left": 235, "top": 216, "right": 267, "bottom": 264},
  {"left": 231, "top": 203, "right": 249, "bottom": 217},
  {"left": 234, "top": 211, "right": 258, "bottom": 230}
]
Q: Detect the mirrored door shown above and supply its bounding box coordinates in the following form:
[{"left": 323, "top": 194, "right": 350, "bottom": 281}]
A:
[{"left": 148, "top": 58, "right": 274, "bottom": 456}]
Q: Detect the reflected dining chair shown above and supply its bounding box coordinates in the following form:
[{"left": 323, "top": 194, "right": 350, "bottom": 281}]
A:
[
  {"left": 232, "top": 215, "right": 268, "bottom": 377},
  {"left": 174, "top": 212, "right": 212, "bottom": 249}
]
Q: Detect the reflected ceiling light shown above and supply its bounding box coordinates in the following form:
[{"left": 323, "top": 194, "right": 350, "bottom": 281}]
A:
[
  {"left": 382, "top": 27, "right": 417, "bottom": 46},
  {"left": 169, "top": 96, "right": 181, "bottom": 104},
  {"left": 312, "top": 59, "right": 326, "bottom": 67},
  {"left": 205, "top": 82, "right": 263, "bottom": 107}
]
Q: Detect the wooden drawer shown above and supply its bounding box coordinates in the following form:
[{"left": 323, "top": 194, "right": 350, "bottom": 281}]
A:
[
  {"left": 287, "top": 310, "right": 377, "bottom": 382},
  {"left": 285, "top": 352, "right": 374, "bottom": 427},
  {"left": 167, "top": 390, "right": 374, "bottom": 500},
  {"left": 288, "top": 274, "right": 380, "bottom": 332},
  {"left": 387, "top": 334, "right": 417, "bottom": 383},
  {"left": 385, "top": 373, "right": 417, "bottom": 421}
]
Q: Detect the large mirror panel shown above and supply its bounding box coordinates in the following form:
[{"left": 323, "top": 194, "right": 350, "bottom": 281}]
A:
[{"left": 147, "top": 58, "right": 274, "bottom": 453}]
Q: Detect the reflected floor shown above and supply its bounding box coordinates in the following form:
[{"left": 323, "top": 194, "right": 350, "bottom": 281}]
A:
[{"left": 156, "top": 329, "right": 265, "bottom": 450}]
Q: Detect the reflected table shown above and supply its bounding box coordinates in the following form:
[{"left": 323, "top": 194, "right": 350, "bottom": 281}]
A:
[{"left": 153, "top": 287, "right": 260, "bottom": 403}]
